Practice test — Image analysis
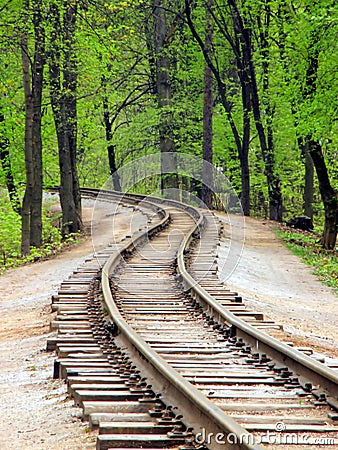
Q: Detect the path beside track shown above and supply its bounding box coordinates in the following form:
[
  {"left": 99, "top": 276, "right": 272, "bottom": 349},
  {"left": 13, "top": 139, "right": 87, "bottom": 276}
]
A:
[
  {"left": 217, "top": 213, "right": 338, "bottom": 355},
  {"left": 0, "top": 199, "right": 145, "bottom": 450}
]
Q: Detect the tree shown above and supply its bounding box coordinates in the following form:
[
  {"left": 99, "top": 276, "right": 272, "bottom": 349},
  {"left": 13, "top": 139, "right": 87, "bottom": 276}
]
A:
[
  {"left": 201, "top": 0, "right": 214, "bottom": 209},
  {"left": 185, "top": 0, "right": 251, "bottom": 215},
  {"left": 276, "top": 0, "right": 337, "bottom": 248},
  {"left": 21, "top": 0, "right": 45, "bottom": 254},
  {"left": 225, "top": 0, "right": 282, "bottom": 221},
  {"left": 310, "top": 143, "right": 337, "bottom": 249},
  {"left": 152, "top": 0, "right": 179, "bottom": 197},
  {"left": 252, "top": 0, "right": 283, "bottom": 222},
  {"left": 305, "top": 31, "right": 337, "bottom": 249},
  {"left": 48, "top": 1, "right": 82, "bottom": 237}
]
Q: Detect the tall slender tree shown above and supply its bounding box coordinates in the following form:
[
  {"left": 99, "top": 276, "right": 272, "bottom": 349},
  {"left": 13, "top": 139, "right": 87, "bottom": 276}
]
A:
[
  {"left": 152, "top": 0, "right": 178, "bottom": 197},
  {"left": 276, "top": 0, "right": 337, "bottom": 248},
  {"left": 226, "top": 0, "right": 282, "bottom": 221},
  {"left": 253, "top": 0, "right": 283, "bottom": 221},
  {"left": 185, "top": 0, "right": 251, "bottom": 215},
  {"left": 48, "top": 1, "right": 82, "bottom": 237},
  {"left": 21, "top": 0, "right": 45, "bottom": 254},
  {"left": 304, "top": 32, "right": 337, "bottom": 249},
  {"left": 201, "top": 0, "right": 214, "bottom": 209}
]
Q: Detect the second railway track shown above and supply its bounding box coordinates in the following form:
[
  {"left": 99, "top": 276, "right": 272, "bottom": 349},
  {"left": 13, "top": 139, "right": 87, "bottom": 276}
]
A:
[{"left": 48, "top": 188, "right": 338, "bottom": 450}]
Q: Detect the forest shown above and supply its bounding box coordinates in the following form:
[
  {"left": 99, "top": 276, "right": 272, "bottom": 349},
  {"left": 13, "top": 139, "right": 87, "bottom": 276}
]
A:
[{"left": 0, "top": 0, "right": 337, "bottom": 264}]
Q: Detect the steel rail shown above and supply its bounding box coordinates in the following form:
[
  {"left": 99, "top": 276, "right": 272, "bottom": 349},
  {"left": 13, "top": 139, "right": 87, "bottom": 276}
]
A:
[
  {"left": 96, "top": 192, "right": 261, "bottom": 450},
  {"left": 83, "top": 188, "right": 338, "bottom": 395},
  {"left": 176, "top": 217, "right": 338, "bottom": 402},
  {"left": 81, "top": 188, "right": 337, "bottom": 447}
]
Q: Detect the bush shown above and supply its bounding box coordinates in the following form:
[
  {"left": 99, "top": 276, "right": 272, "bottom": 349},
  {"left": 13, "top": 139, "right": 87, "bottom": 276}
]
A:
[
  {"left": 0, "top": 192, "right": 83, "bottom": 273},
  {"left": 0, "top": 207, "right": 21, "bottom": 265}
]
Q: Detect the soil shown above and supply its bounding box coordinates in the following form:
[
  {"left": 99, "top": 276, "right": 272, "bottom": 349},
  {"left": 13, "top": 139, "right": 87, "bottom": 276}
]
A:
[
  {"left": 0, "top": 204, "right": 337, "bottom": 449},
  {"left": 0, "top": 198, "right": 147, "bottom": 450},
  {"left": 217, "top": 213, "right": 338, "bottom": 357}
]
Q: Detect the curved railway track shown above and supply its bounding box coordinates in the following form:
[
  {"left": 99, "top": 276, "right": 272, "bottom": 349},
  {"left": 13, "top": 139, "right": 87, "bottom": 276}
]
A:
[{"left": 48, "top": 188, "right": 338, "bottom": 450}]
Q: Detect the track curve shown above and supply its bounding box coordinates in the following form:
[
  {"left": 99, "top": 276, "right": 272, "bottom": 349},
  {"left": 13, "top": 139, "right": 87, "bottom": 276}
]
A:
[{"left": 48, "top": 188, "right": 338, "bottom": 450}]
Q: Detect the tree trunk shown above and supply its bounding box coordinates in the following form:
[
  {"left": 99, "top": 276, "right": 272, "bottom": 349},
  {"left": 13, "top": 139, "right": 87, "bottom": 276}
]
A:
[
  {"left": 228, "top": 0, "right": 282, "bottom": 221},
  {"left": 224, "top": 8, "right": 252, "bottom": 216},
  {"left": 300, "top": 141, "right": 314, "bottom": 219},
  {"left": 185, "top": 0, "right": 251, "bottom": 216},
  {"left": 201, "top": 65, "right": 213, "bottom": 208},
  {"left": 21, "top": 27, "right": 34, "bottom": 255},
  {"left": 293, "top": 135, "right": 314, "bottom": 220},
  {"left": 239, "top": 129, "right": 250, "bottom": 216},
  {"left": 103, "top": 96, "right": 121, "bottom": 191},
  {"left": 239, "top": 54, "right": 251, "bottom": 217},
  {"left": 201, "top": 0, "right": 214, "bottom": 209},
  {"left": 64, "top": 2, "right": 82, "bottom": 233},
  {"left": 58, "top": 118, "right": 79, "bottom": 237},
  {"left": 309, "top": 141, "right": 337, "bottom": 250},
  {"left": 250, "top": 56, "right": 282, "bottom": 221},
  {"left": 302, "top": 27, "right": 336, "bottom": 248},
  {"left": 248, "top": 54, "right": 282, "bottom": 220},
  {"left": 48, "top": 2, "right": 82, "bottom": 237},
  {"left": 152, "top": 0, "right": 178, "bottom": 198},
  {"left": 30, "top": 2, "right": 45, "bottom": 248},
  {"left": 108, "top": 144, "right": 122, "bottom": 191}
]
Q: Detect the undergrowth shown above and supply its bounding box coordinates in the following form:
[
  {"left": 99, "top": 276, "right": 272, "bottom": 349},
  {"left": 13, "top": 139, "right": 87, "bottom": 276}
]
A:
[
  {"left": 0, "top": 193, "right": 85, "bottom": 274},
  {"left": 276, "top": 226, "right": 338, "bottom": 295}
]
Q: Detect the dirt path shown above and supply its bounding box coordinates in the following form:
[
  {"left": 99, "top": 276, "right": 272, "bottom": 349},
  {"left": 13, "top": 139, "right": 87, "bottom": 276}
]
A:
[
  {"left": 217, "top": 213, "right": 338, "bottom": 356},
  {"left": 0, "top": 198, "right": 147, "bottom": 450}
]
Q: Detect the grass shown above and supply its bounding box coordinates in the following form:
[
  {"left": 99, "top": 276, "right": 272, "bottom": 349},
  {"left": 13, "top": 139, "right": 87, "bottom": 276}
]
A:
[{"left": 275, "top": 226, "right": 338, "bottom": 295}]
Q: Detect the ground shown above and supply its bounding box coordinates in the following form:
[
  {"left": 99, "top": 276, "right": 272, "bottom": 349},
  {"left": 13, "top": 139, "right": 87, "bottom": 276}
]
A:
[
  {"left": 0, "top": 204, "right": 337, "bottom": 449},
  {"left": 0, "top": 198, "right": 146, "bottom": 450},
  {"left": 217, "top": 213, "right": 338, "bottom": 356}
]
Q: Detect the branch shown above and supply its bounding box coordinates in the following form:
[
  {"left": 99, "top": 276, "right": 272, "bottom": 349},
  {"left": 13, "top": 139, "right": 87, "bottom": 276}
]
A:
[
  {"left": 184, "top": 0, "right": 242, "bottom": 151},
  {"left": 109, "top": 85, "right": 151, "bottom": 126},
  {"left": 212, "top": 0, "right": 240, "bottom": 61},
  {"left": 0, "top": 0, "right": 13, "bottom": 14}
]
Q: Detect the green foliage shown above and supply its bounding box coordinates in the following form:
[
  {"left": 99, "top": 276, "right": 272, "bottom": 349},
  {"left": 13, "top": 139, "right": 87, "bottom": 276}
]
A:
[
  {"left": 0, "top": 197, "right": 21, "bottom": 264},
  {"left": 0, "top": 0, "right": 337, "bottom": 249},
  {"left": 276, "top": 227, "right": 338, "bottom": 294},
  {"left": 0, "top": 192, "right": 83, "bottom": 274}
]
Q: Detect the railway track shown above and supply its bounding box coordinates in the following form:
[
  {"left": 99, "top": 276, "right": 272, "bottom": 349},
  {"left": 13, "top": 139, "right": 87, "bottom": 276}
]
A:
[{"left": 48, "top": 188, "right": 338, "bottom": 450}]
